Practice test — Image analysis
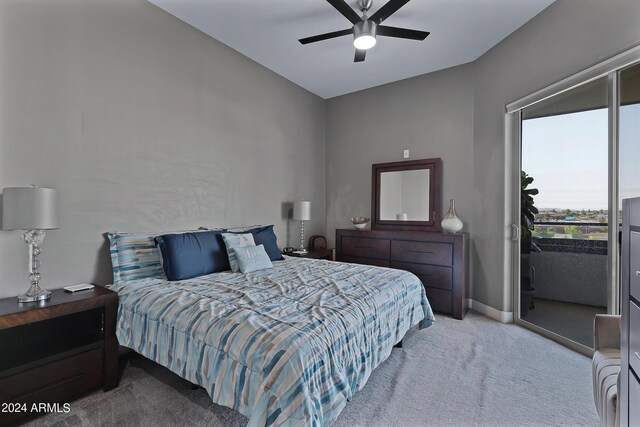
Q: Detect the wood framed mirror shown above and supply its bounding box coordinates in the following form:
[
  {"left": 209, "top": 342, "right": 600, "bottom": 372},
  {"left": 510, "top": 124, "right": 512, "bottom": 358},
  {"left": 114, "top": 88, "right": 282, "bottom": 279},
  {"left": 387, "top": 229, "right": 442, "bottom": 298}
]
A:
[{"left": 372, "top": 158, "right": 442, "bottom": 231}]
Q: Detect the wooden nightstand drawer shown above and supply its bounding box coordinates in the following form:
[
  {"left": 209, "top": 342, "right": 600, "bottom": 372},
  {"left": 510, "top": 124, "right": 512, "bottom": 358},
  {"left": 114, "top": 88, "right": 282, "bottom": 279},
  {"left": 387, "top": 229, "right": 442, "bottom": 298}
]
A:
[
  {"left": 390, "top": 240, "right": 453, "bottom": 266},
  {"left": 391, "top": 262, "right": 453, "bottom": 290},
  {"left": 341, "top": 236, "right": 390, "bottom": 260},
  {"left": 0, "top": 348, "right": 103, "bottom": 423}
]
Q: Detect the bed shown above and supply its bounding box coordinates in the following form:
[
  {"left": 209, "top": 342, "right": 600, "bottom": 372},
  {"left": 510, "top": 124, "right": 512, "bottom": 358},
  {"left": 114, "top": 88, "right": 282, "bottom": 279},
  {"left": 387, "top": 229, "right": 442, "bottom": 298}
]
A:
[{"left": 111, "top": 255, "right": 434, "bottom": 426}]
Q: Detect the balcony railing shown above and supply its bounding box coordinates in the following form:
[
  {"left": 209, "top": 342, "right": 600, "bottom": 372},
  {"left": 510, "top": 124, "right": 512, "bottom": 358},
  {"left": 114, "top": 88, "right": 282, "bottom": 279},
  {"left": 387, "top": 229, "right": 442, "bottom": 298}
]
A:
[{"left": 532, "top": 220, "right": 608, "bottom": 243}]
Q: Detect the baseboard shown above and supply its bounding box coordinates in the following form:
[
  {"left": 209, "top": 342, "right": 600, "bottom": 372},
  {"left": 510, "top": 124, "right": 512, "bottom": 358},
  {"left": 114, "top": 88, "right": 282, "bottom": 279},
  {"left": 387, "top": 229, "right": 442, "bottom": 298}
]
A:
[{"left": 466, "top": 299, "right": 513, "bottom": 323}]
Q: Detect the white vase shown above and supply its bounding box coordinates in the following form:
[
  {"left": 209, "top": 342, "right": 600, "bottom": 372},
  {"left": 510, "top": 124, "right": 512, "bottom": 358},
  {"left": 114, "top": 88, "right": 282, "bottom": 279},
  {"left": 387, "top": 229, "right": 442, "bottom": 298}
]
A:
[{"left": 441, "top": 199, "right": 463, "bottom": 233}]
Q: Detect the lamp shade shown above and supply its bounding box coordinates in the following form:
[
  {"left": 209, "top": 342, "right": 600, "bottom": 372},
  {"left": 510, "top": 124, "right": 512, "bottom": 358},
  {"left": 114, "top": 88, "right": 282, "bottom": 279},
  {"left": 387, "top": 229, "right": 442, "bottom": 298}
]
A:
[
  {"left": 2, "top": 186, "right": 59, "bottom": 230},
  {"left": 293, "top": 200, "right": 311, "bottom": 221}
]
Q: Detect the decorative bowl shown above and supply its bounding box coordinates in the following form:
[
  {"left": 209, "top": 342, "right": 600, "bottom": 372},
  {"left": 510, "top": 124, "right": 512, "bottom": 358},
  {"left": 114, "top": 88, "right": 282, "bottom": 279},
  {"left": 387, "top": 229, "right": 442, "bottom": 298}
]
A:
[{"left": 350, "top": 217, "right": 369, "bottom": 230}]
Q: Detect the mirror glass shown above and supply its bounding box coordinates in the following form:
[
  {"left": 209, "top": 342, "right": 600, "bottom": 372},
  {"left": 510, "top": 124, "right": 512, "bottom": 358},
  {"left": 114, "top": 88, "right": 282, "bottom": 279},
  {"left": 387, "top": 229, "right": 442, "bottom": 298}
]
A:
[{"left": 379, "top": 169, "right": 430, "bottom": 221}]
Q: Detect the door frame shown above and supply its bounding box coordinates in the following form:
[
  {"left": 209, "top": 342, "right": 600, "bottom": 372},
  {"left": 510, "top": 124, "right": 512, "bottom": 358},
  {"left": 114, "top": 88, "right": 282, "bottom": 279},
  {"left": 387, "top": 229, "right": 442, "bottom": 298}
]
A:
[{"left": 506, "top": 44, "right": 640, "bottom": 355}]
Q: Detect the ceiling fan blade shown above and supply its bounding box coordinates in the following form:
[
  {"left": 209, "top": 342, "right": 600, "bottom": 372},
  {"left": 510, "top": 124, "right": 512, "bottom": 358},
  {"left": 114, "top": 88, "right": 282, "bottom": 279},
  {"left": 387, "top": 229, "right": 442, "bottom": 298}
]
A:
[
  {"left": 369, "top": 0, "right": 411, "bottom": 24},
  {"left": 326, "top": 0, "right": 362, "bottom": 25},
  {"left": 299, "top": 28, "right": 353, "bottom": 45},
  {"left": 354, "top": 49, "right": 366, "bottom": 62},
  {"left": 377, "top": 25, "right": 429, "bottom": 41}
]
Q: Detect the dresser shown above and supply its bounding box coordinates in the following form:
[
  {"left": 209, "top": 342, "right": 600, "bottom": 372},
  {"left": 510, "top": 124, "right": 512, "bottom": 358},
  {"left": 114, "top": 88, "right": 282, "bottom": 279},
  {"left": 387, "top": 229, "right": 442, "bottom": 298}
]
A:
[
  {"left": 621, "top": 197, "right": 640, "bottom": 426},
  {"left": 336, "top": 229, "right": 468, "bottom": 319}
]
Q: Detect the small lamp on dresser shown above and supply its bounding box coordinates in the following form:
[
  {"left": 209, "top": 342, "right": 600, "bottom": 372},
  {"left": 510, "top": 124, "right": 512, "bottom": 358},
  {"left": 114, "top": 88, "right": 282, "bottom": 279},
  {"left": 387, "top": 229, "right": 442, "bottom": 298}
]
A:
[
  {"left": 2, "top": 186, "right": 59, "bottom": 303},
  {"left": 293, "top": 200, "right": 311, "bottom": 254}
]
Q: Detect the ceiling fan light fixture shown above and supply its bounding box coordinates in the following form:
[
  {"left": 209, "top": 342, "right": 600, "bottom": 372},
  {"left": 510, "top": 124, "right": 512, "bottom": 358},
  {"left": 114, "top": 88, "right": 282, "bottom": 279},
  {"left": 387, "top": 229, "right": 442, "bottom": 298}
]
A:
[
  {"left": 354, "top": 34, "right": 376, "bottom": 50},
  {"left": 353, "top": 20, "right": 377, "bottom": 50}
]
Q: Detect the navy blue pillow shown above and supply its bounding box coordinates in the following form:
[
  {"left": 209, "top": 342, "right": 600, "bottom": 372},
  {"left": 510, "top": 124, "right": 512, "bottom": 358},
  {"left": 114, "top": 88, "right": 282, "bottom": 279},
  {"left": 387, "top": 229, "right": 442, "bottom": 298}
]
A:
[
  {"left": 155, "top": 230, "right": 229, "bottom": 281},
  {"left": 233, "top": 225, "right": 284, "bottom": 261}
]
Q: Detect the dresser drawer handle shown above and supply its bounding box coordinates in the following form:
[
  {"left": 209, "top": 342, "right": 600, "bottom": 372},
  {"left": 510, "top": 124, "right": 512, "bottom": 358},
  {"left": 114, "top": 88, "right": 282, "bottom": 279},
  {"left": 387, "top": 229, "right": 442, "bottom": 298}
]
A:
[
  {"left": 636, "top": 271, "right": 640, "bottom": 277},
  {"left": 408, "top": 250, "right": 433, "bottom": 254},
  {"left": 635, "top": 352, "right": 640, "bottom": 361},
  {"left": 354, "top": 246, "right": 374, "bottom": 250}
]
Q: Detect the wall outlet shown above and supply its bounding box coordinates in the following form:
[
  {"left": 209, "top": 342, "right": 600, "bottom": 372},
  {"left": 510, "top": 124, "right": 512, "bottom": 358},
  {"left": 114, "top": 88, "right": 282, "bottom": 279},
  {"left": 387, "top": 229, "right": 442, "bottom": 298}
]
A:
[{"left": 403, "top": 149, "right": 409, "bottom": 159}]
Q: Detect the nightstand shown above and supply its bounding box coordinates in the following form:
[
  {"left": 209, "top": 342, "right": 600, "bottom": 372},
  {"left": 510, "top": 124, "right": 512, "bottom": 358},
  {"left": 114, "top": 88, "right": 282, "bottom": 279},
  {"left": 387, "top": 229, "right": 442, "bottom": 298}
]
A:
[
  {"left": 284, "top": 248, "right": 333, "bottom": 260},
  {"left": 0, "top": 286, "right": 119, "bottom": 424}
]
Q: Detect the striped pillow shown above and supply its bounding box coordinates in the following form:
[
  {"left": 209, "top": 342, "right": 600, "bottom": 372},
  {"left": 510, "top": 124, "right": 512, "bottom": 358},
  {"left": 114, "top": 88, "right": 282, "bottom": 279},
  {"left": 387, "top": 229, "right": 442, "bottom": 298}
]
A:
[
  {"left": 108, "top": 232, "right": 166, "bottom": 283},
  {"left": 108, "top": 228, "right": 220, "bottom": 283}
]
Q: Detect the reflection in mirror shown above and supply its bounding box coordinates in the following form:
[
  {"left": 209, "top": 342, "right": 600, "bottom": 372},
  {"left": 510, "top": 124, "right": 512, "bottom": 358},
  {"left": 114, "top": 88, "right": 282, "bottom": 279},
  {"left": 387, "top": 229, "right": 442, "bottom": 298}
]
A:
[{"left": 379, "top": 169, "right": 430, "bottom": 221}]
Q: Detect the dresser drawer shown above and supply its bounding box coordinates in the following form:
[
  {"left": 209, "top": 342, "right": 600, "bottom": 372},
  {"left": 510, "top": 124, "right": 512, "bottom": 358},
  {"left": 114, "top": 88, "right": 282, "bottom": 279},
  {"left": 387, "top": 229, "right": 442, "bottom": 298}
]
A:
[
  {"left": 631, "top": 232, "right": 640, "bottom": 301},
  {"left": 340, "top": 255, "right": 390, "bottom": 268},
  {"left": 630, "top": 300, "right": 640, "bottom": 376},
  {"left": 341, "top": 237, "right": 390, "bottom": 260},
  {"left": 391, "top": 240, "right": 453, "bottom": 266},
  {"left": 391, "top": 261, "right": 453, "bottom": 290},
  {"left": 424, "top": 288, "right": 452, "bottom": 314},
  {"left": 0, "top": 348, "right": 103, "bottom": 423}
]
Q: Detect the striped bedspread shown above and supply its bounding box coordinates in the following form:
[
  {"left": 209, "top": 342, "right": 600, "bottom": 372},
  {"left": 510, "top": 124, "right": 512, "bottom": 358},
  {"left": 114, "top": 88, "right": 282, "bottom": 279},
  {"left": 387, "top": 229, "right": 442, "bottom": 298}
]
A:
[{"left": 111, "top": 256, "right": 435, "bottom": 426}]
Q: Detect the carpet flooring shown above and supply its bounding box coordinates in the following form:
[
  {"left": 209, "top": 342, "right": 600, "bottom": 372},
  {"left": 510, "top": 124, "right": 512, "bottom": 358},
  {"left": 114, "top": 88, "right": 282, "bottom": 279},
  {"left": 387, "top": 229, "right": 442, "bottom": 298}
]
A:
[{"left": 24, "top": 312, "right": 599, "bottom": 427}]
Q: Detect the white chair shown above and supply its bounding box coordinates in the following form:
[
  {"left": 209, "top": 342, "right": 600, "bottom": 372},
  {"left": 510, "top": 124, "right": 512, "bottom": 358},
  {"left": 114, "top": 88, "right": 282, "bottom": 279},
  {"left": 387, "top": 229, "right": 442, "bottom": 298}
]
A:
[{"left": 592, "top": 314, "right": 621, "bottom": 427}]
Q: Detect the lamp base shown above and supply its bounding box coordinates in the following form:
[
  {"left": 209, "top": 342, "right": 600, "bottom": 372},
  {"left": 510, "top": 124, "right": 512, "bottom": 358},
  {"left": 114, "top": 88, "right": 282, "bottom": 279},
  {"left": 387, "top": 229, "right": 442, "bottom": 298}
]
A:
[
  {"left": 17, "top": 287, "right": 51, "bottom": 303},
  {"left": 298, "top": 220, "right": 308, "bottom": 255},
  {"left": 18, "top": 230, "right": 51, "bottom": 304}
]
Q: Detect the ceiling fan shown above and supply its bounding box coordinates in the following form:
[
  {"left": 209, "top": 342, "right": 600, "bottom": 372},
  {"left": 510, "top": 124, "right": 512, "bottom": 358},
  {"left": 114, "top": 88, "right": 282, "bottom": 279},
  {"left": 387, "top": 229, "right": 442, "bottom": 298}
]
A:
[{"left": 298, "top": 0, "right": 430, "bottom": 62}]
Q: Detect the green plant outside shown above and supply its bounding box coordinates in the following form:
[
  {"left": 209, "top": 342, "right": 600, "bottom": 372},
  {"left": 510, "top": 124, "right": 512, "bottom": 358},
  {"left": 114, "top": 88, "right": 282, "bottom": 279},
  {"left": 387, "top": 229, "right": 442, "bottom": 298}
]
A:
[{"left": 521, "top": 171, "right": 538, "bottom": 239}]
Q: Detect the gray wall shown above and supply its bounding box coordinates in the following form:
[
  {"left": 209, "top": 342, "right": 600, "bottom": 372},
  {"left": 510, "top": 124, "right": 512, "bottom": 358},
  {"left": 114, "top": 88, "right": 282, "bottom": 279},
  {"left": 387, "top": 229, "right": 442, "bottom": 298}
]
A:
[
  {"left": 0, "top": 0, "right": 325, "bottom": 299},
  {"left": 471, "top": 0, "right": 640, "bottom": 311},
  {"left": 325, "top": 64, "right": 475, "bottom": 242}
]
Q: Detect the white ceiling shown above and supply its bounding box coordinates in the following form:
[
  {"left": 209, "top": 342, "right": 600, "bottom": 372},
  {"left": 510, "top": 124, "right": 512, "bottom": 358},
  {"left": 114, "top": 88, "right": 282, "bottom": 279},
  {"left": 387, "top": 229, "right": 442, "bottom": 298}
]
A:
[{"left": 149, "top": 0, "right": 555, "bottom": 99}]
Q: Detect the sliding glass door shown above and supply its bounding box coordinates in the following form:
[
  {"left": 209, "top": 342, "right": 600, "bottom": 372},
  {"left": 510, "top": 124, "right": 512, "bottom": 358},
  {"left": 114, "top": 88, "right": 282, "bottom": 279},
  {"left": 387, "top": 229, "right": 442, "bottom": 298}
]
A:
[
  {"left": 511, "top": 57, "right": 640, "bottom": 354},
  {"left": 518, "top": 77, "right": 610, "bottom": 349}
]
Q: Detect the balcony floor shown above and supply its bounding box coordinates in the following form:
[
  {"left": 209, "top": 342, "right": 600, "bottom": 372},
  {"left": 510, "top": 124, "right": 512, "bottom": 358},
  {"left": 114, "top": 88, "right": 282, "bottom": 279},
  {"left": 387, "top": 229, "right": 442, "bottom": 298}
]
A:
[{"left": 520, "top": 298, "right": 607, "bottom": 348}]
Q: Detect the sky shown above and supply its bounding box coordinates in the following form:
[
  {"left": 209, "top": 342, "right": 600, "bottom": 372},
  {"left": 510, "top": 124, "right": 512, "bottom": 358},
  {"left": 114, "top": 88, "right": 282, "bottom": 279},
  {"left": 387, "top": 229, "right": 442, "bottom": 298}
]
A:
[{"left": 521, "top": 104, "right": 640, "bottom": 210}]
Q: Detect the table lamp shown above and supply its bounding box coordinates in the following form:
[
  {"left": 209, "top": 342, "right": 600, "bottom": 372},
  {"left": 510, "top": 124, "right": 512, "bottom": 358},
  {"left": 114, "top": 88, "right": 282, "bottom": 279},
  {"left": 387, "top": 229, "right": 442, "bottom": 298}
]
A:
[
  {"left": 293, "top": 200, "right": 311, "bottom": 254},
  {"left": 2, "top": 186, "right": 59, "bottom": 303}
]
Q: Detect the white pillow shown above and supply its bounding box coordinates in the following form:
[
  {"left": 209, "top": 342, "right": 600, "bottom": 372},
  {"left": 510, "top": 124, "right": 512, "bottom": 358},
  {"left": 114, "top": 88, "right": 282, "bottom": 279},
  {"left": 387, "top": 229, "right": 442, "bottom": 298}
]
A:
[{"left": 234, "top": 244, "right": 273, "bottom": 273}]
